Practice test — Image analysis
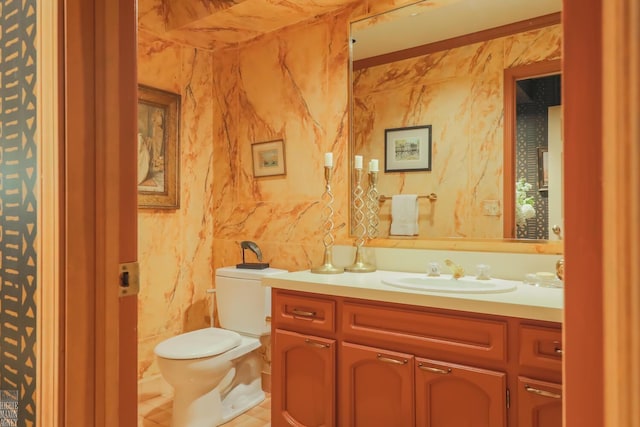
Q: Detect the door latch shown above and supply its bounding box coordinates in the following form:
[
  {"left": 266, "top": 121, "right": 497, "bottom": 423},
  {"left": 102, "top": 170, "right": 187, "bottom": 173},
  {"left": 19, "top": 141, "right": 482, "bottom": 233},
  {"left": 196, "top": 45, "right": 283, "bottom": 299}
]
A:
[{"left": 119, "top": 262, "right": 140, "bottom": 297}]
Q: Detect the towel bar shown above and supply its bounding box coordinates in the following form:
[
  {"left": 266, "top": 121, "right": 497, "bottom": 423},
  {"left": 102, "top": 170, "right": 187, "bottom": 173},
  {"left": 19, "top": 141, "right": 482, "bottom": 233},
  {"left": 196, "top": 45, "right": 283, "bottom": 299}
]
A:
[{"left": 379, "top": 193, "right": 437, "bottom": 202}]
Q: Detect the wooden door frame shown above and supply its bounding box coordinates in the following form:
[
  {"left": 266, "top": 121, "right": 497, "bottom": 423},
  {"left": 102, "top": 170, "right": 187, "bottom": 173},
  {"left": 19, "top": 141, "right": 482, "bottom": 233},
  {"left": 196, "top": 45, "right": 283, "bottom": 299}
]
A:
[
  {"left": 601, "top": 0, "right": 640, "bottom": 425},
  {"left": 63, "top": 0, "right": 99, "bottom": 423},
  {"left": 565, "top": 0, "right": 640, "bottom": 425},
  {"left": 563, "top": 2, "right": 605, "bottom": 425},
  {"left": 92, "top": 0, "right": 138, "bottom": 424},
  {"left": 36, "top": 0, "right": 64, "bottom": 425},
  {"left": 38, "top": 0, "right": 638, "bottom": 425},
  {"left": 38, "top": 0, "right": 138, "bottom": 425}
]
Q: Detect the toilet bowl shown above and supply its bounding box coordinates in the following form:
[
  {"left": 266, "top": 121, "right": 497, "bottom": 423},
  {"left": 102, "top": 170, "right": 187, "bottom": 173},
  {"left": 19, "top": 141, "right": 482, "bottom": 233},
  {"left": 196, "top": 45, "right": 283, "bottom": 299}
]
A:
[
  {"left": 155, "top": 328, "right": 263, "bottom": 427},
  {"left": 154, "top": 266, "right": 286, "bottom": 427}
]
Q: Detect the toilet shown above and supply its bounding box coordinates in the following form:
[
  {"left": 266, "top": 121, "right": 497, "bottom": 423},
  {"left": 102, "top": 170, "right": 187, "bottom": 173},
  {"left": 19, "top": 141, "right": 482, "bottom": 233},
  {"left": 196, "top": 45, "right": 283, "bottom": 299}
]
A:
[{"left": 154, "top": 266, "right": 286, "bottom": 427}]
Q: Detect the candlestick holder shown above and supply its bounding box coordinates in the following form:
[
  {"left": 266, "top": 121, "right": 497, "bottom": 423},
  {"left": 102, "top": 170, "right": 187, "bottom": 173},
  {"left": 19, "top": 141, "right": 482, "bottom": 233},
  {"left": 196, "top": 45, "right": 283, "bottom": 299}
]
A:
[
  {"left": 345, "top": 168, "right": 376, "bottom": 273},
  {"left": 311, "top": 166, "right": 344, "bottom": 274},
  {"left": 366, "top": 171, "right": 380, "bottom": 240}
]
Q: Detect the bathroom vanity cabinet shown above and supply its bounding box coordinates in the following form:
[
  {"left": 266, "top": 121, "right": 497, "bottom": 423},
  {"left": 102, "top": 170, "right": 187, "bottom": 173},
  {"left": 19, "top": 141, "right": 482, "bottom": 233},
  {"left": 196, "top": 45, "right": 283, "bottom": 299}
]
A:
[
  {"left": 270, "top": 288, "right": 562, "bottom": 427},
  {"left": 272, "top": 292, "right": 337, "bottom": 426},
  {"left": 516, "top": 325, "right": 563, "bottom": 427}
]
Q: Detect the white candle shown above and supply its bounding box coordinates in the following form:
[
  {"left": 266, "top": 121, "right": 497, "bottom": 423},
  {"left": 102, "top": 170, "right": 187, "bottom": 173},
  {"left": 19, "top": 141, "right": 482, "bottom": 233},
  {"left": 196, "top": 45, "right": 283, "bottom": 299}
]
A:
[
  {"left": 370, "top": 159, "right": 379, "bottom": 172},
  {"left": 324, "top": 152, "right": 333, "bottom": 167},
  {"left": 354, "top": 155, "right": 363, "bottom": 170}
]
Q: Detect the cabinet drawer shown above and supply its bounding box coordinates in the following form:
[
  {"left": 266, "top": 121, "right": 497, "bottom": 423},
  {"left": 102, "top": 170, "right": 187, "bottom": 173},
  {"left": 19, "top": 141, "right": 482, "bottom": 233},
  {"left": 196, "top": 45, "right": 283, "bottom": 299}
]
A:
[
  {"left": 519, "top": 325, "right": 562, "bottom": 372},
  {"left": 342, "top": 301, "right": 507, "bottom": 363},
  {"left": 273, "top": 291, "right": 335, "bottom": 335}
]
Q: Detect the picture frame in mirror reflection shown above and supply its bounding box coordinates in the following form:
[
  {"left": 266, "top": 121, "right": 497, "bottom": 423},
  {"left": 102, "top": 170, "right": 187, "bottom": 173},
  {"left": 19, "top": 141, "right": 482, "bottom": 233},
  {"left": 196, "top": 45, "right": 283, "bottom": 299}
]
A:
[
  {"left": 137, "top": 85, "right": 181, "bottom": 209},
  {"left": 251, "top": 139, "right": 286, "bottom": 178},
  {"left": 384, "top": 125, "right": 432, "bottom": 172},
  {"left": 537, "top": 147, "right": 549, "bottom": 191}
]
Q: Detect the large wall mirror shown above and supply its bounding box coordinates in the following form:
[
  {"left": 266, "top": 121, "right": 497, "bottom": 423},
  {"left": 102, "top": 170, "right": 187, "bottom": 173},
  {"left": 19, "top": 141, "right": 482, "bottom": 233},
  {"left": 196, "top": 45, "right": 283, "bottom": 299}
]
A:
[{"left": 349, "top": 0, "right": 563, "bottom": 253}]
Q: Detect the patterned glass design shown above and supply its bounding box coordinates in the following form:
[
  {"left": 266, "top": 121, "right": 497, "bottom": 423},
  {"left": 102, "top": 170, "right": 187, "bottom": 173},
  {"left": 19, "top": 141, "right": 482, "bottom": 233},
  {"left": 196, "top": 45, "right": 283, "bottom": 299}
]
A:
[{"left": 0, "top": 0, "right": 38, "bottom": 425}]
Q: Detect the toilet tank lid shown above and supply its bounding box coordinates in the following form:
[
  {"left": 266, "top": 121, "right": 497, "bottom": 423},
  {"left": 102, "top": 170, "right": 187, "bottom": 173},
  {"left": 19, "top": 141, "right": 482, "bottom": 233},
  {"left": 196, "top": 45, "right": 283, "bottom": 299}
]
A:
[
  {"left": 154, "top": 328, "right": 242, "bottom": 360},
  {"left": 216, "top": 266, "right": 288, "bottom": 280}
]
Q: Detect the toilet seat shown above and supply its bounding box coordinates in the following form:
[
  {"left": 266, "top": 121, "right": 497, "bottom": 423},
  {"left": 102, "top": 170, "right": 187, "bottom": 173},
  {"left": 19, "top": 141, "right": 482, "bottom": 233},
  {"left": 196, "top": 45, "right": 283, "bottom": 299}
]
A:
[{"left": 154, "top": 328, "right": 242, "bottom": 360}]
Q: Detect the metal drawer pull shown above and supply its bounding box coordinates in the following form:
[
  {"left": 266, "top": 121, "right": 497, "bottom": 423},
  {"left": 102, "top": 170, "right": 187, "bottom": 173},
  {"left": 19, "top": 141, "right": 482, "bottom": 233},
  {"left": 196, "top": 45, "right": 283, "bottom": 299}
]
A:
[
  {"left": 304, "top": 339, "right": 329, "bottom": 348},
  {"left": 525, "top": 385, "right": 562, "bottom": 399},
  {"left": 553, "top": 341, "right": 563, "bottom": 355},
  {"left": 418, "top": 364, "right": 452, "bottom": 374},
  {"left": 376, "top": 354, "right": 408, "bottom": 365},
  {"left": 291, "top": 309, "right": 316, "bottom": 318}
]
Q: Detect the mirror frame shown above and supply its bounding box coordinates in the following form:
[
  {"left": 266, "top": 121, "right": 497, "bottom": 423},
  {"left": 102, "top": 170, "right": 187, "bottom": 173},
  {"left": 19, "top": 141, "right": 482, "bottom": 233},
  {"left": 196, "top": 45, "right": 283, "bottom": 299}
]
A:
[{"left": 348, "top": 4, "right": 564, "bottom": 255}]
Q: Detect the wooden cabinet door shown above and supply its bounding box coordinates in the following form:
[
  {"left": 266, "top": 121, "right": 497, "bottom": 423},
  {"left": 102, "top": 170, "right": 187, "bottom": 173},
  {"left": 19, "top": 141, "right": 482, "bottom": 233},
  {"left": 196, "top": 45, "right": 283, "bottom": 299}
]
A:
[
  {"left": 272, "top": 329, "right": 336, "bottom": 427},
  {"left": 517, "top": 377, "right": 562, "bottom": 427},
  {"left": 340, "top": 342, "right": 414, "bottom": 427},
  {"left": 415, "top": 357, "right": 506, "bottom": 427}
]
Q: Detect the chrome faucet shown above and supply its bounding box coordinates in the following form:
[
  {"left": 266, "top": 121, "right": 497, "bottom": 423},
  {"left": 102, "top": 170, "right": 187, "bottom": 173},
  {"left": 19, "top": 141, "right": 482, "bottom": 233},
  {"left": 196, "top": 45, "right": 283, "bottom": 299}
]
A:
[{"left": 444, "top": 259, "right": 465, "bottom": 279}]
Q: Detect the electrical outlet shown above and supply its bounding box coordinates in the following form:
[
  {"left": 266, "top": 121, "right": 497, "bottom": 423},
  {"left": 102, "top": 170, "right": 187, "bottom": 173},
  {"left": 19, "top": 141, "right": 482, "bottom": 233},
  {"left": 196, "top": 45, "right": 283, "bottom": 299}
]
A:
[{"left": 482, "top": 200, "right": 501, "bottom": 216}]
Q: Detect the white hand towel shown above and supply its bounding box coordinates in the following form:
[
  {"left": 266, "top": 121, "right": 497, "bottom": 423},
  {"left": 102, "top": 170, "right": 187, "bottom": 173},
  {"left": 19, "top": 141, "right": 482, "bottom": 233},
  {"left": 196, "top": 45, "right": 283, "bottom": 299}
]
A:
[{"left": 390, "top": 194, "right": 419, "bottom": 236}]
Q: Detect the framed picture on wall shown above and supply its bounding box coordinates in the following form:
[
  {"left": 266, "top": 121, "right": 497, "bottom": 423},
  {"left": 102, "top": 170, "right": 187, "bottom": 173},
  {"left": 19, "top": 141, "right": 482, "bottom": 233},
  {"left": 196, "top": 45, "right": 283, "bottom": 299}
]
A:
[
  {"left": 384, "top": 125, "right": 432, "bottom": 172},
  {"left": 537, "top": 147, "right": 549, "bottom": 191},
  {"left": 251, "top": 139, "right": 286, "bottom": 178},
  {"left": 137, "top": 85, "right": 181, "bottom": 209}
]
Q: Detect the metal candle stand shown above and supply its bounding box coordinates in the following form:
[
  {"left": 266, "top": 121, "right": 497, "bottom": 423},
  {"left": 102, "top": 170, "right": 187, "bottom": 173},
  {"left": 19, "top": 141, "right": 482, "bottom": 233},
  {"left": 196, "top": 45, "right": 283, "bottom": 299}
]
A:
[
  {"left": 345, "top": 168, "right": 376, "bottom": 273},
  {"left": 366, "top": 171, "right": 380, "bottom": 240},
  {"left": 311, "top": 166, "right": 344, "bottom": 274}
]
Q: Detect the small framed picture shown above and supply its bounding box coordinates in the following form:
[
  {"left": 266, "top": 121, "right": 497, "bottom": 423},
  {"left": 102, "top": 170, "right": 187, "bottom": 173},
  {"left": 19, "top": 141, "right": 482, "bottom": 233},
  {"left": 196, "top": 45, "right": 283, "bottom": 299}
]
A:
[
  {"left": 384, "top": 125, "right": 432, "bottom": 172},
  {"left": 251, "top": 139, "right": 286, "bottom": 178},
  {"left": 537, "top": 147, "right": 549, "bottom": 191}
]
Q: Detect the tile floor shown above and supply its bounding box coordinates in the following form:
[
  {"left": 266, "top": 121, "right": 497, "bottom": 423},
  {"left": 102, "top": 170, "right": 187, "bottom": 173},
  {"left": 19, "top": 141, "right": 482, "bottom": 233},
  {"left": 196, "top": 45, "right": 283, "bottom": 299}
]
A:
[{"left": 138, "top": 393, "right": 271, "bottom": 427}]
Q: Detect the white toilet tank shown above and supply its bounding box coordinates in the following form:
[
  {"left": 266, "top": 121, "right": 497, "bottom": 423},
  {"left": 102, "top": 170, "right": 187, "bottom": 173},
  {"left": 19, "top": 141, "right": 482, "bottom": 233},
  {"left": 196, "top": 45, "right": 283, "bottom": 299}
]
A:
[{"left": 215, "top": 266, "right": 287, "bottom": 336}]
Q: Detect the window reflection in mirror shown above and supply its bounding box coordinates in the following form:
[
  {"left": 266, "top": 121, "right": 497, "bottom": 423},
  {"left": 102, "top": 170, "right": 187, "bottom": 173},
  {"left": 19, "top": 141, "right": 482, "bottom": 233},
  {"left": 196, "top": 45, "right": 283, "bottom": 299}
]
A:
[{"left": 350, "top": 0, "right": 562, "bottom": 243}]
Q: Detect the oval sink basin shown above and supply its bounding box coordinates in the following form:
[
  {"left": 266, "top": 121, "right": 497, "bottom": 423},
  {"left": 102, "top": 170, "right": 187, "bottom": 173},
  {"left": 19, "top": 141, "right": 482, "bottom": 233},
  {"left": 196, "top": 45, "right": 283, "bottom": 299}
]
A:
[{"left": 381, "top": 275, "right": 517, "bottom": 294}]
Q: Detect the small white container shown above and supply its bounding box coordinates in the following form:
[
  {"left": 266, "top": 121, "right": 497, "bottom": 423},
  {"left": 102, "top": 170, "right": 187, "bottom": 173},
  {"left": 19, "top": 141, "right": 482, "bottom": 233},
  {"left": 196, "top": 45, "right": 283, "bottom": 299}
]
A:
[{"left": 476, "top": 264, "right": 491, "bottom": 280}]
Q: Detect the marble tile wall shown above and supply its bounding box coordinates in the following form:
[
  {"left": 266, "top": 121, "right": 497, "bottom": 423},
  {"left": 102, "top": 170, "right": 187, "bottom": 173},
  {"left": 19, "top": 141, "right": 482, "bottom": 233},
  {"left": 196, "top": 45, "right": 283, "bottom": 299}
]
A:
[
  {"left": 137, "top": 29, "right": 215, "bottom": 379},
  {"left": 210, "top": 9, "right": 354, "bottom": 274},
  {"left": 353, "top": 24, "right": 561, "bottom": 239}
]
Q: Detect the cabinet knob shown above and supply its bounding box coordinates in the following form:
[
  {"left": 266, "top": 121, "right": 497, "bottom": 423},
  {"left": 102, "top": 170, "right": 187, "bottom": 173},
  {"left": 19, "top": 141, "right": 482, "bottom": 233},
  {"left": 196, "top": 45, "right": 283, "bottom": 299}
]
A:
[{"left": 553, "top": 341, "right": 562, "bottom": 356}]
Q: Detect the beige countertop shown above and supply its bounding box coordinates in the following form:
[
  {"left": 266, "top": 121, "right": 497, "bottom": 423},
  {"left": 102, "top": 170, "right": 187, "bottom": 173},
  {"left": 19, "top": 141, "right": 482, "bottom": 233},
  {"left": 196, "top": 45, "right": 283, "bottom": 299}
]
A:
[{"left": 263, "top": 269, "right": 564, "bottom": 323}]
